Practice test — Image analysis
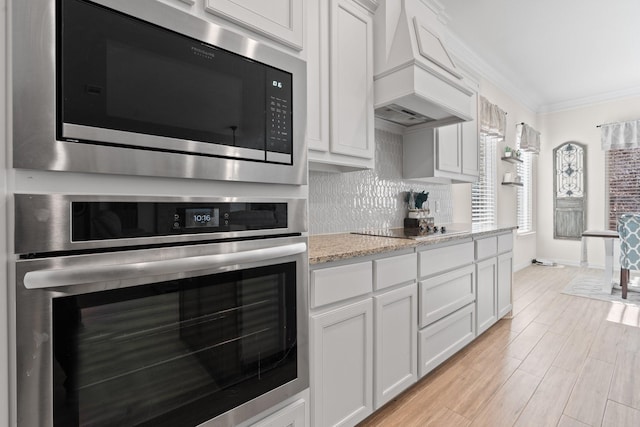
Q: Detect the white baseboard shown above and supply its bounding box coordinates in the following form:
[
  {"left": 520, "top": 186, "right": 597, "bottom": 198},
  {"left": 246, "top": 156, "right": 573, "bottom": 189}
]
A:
[{"left": 515, "top": 258, "right": 609, "bottom": 272}]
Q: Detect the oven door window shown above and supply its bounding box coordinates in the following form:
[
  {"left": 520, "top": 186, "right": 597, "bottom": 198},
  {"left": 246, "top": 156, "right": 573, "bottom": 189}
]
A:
[{"left": 52, "top": 262, "right": 297, "bottom": 427}]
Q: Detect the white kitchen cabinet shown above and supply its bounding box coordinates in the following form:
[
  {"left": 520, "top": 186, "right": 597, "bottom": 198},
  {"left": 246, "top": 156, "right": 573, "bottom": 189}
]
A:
[
  {"left": 311, "top": 298, "right": 373, "bottom": 427},
  {"left": 473, "top": 231, "right": 513, "bottom": 336},
  {"left": 419, "top": 264, "right": 475, "bottom": 328},
  {"left": 474, "top": 235, "right": 499, "bottom": 335},
  {"left": 436, "top": 124, "right": 460, "bottom": 173},
  {"left": 310, "top": 249, "right": 416, "bottom": 426},
  {"left": 250, "top": 398, "right": 307, "bottom": 427},
  {"left": 476, "top": 257, "right": 498, "bottom": 335},
  {"left": 461, "top": 90, "right": 479, "bottom": 176},
  {"left": 373, "top": 252, "right": 417, "bottom": 291},
  {"left": 310, "top": 260, "right": 372, "bottom": 309},
  {"left": 418, "top": 303, "right": 475, "bottom": 378},
  {"left": 497, "top": 251, "right": 514, "bottom": 318},
  {"left": 403, "top": 89, "right": 479, "bottom": 183},
  {"left": 415, "top": 240, "right": 476, "bottom": 377},
  {"left": 373, "top": 283, "right": 418, "bottom": 409},
  {"left": 417, "top": 240, "right": 474, "bottom": 278},
  {"left": 307, "top": 0, "right": 377, "bottom": 172},
  {"left": 204, "top": 0, "right": 304, "bottom": 50}
]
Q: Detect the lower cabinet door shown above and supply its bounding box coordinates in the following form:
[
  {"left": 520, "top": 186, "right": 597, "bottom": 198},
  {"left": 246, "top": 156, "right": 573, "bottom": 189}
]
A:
[
  {"left": 497, "top": 252, "right": 514, "bottom": 318},
  {"left": 373, "top": 284, "right": 418, "bottom": 409},
  {"left": 311, "top": 299, "right": 373, "bottom": 427},
  {"left": 418, "top": 304, "right": 475, "bottom": 378},
  {"left": 476, "top": 257, "right": 498, "bottom": 335}
]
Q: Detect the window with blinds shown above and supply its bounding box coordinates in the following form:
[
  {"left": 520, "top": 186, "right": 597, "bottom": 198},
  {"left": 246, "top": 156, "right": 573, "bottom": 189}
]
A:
[
  {"left": 606, "top": 148, "right": 640, "bottom": 230},
  {"left": 517, "top": 151, "right": 533, "bottom": 233},
  {"left": 472, "top": 132, "right": 498, "bottom": 225}
]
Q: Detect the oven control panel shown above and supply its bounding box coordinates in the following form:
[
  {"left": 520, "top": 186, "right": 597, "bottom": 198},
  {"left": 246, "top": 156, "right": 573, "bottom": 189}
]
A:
[
  {"left": 14, "top": 194, "right": 306, "bottom": 255},
  {"left": 71, "top": 201, "right": 288, "bottom": 242}
]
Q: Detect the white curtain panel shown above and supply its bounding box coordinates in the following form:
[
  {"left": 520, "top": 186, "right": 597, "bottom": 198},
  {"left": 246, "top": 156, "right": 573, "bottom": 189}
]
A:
[
  {"left": 479, "top": 96, "right": 506, "bottom": 136},
  {"left": 601, "top": 119, "right": 640, "bottom": 150},
  {"left": 516, "top": 122, "right": 540, "bottom": 154}
]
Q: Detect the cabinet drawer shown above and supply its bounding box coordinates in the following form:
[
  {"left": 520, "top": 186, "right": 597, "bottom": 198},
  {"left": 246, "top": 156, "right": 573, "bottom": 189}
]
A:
[
  {"left": 418, "top": 241, "right": 473, "bottom": 278},
  {"left": 498, "top": 232, "right": 514, "bottom": 253},
  {"left": 419, "top": 264, "right": 475, "bottom": 328},
  {"left": 418, "top": 304, "right": 475, "bottom": 378},
  {"left": 311, "top": 261, "right": 372, "bottom": 308},
  {"left": 475, "top": 236, "right": 497, "bottom": 260},
  {"left": 374, "top": 253, "right": 417, "bottom": 290},
  {"left": 250, "top": 398, "right": 306, "bottom": 427}
]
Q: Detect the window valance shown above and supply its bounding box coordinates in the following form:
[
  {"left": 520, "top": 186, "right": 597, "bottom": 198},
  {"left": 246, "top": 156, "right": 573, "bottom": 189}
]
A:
[
  {"left": 479, "top": 96, "right": 507, "bottom": 137},
  {"left": 600, "top": 119, "right": 640, "bottom": 150},
  {"left": 516, "top": 122, "right": 540, "bottom": 154}
]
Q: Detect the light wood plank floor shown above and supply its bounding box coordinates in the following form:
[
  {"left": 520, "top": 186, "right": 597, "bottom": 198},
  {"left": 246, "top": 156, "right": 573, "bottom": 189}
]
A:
[{"left": 358, "top": 265, "right": 640, "bottom": 427}]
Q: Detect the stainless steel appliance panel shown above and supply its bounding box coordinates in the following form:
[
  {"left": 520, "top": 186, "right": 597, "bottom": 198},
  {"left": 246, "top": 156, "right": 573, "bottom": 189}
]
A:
[
  {"left": 15, "top": 194, "right": 306, "bottom": 254},
  {"left": 12, "top": 0, "right": 307, "bottom": 185},
  {"left": 15, "top": 236, "right": 309, "bottom": 427}
]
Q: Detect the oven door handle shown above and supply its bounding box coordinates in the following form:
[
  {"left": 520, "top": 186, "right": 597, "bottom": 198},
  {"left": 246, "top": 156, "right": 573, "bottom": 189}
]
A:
[{"left": 23, "top": 242, "right": 308, "bottom": 289}]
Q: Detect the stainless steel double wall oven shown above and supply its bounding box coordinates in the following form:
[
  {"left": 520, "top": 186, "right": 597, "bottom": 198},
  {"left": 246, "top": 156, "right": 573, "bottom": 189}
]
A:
[
  {"left": 14, "top": 194, "right": 309, "bottom": 426},
  {"left": 11, "top": 0, "right": 310, "bottom": 426}
]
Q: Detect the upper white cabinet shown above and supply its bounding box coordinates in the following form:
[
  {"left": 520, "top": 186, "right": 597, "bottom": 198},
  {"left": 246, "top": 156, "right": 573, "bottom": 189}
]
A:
[
  {"left": 307, "top": 0, "right": 377, "bottom": 172},
  {"left": 205, "top": 0, "right": 304, "bottom": 50},
  {"left": 461, "top": 91, "right": 480, "bottom": 176},
  {"left": 403, "top": 89, "right": 479, "bottom": 183}
]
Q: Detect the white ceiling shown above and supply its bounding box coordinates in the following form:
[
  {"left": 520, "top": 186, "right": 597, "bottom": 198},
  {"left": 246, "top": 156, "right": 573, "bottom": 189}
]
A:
[{"left": 436, "top": 0, "right": 640, "bottom": 113}]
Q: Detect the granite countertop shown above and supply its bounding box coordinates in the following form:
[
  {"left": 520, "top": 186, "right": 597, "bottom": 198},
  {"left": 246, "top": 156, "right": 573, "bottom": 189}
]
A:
[{"left": 309, "top": 224, "right": 517, "bottom": 265}]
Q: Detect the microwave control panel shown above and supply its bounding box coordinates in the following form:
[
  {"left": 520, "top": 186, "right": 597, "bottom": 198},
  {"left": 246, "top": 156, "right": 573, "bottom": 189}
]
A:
[{"left": 265, "top": 67, "right": 292, "bottom": 157}]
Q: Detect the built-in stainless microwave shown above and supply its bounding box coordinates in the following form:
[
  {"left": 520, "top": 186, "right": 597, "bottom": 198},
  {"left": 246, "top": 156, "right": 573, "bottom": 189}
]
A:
[{"left": 12, "top": 0, "right": 307, "bottom": 185}]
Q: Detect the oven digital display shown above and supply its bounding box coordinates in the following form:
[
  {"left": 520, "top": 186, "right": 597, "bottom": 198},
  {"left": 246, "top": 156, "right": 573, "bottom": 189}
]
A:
[{"left": 184, "top": 208, "right": 219, "bottom": 228}]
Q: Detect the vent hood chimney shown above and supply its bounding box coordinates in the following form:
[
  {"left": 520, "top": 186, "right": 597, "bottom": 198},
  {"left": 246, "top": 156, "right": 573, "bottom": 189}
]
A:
[{"left": 374, "top": 0, "right": 473, "bottom": 128}]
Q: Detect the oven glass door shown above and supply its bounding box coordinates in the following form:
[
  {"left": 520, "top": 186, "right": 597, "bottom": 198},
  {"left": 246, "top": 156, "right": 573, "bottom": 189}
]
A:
[
  {"left": 60, "top": 0, "right": 293, "bottom": 162},
  {"left": 52, "top": 262, "right": 297, "bottom": 427}
]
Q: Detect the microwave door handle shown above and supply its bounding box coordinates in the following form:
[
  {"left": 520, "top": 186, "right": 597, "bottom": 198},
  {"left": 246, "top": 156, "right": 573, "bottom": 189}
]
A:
[{"left": 23, "top": 242, "right": 307, "bottom": 290}]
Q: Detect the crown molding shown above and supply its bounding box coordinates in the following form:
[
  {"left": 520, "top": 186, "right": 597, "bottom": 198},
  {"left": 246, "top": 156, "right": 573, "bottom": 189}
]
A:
[
  {"left": 538, "top": 86, "right": 640, "bottom": 114},
  {"left": 443, "top": 30, "right": 540, "bottom": 113}
]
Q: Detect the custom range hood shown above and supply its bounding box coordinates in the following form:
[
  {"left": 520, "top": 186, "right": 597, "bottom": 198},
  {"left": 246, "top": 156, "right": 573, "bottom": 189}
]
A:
[{"left": 374, "top": 0, "right": 473, "bottom": 128}]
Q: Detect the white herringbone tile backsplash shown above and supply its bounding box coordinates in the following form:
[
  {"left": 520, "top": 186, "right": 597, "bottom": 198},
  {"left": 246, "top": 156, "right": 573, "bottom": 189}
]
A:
[{"left": 309, "top": 129, "right": 453, "bottom": 234}]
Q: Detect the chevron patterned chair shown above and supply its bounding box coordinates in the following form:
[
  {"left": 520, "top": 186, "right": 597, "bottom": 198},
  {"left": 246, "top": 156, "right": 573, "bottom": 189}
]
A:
[{"left": 618, "top": 213, "right": 640, "bottom": 299}]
